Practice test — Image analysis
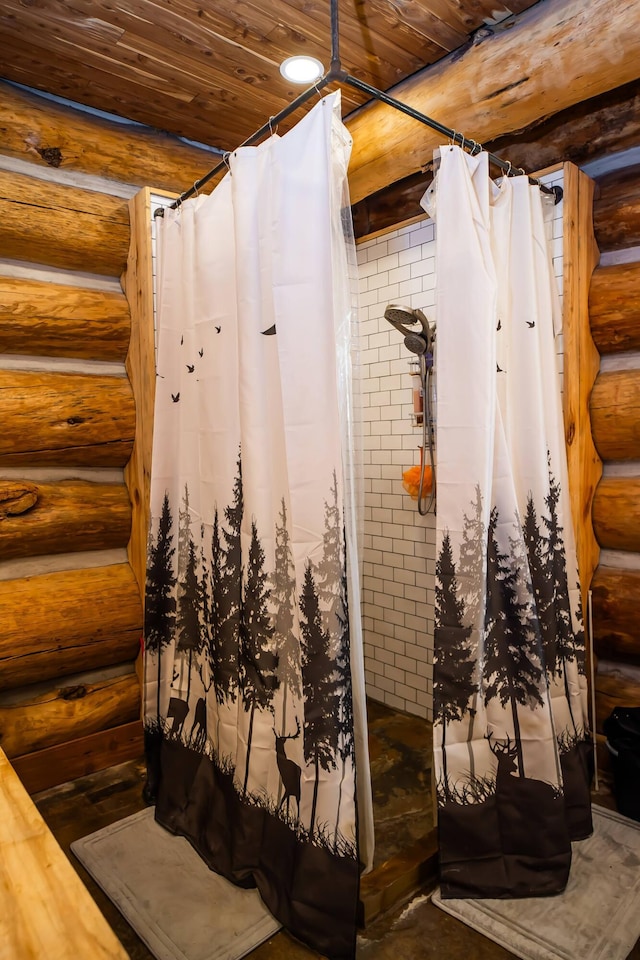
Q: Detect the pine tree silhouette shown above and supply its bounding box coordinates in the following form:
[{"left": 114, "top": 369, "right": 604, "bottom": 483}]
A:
[
  {"left": 239, "top": 518, "right": 279, "bottom": 796},
  {"left": 317, "top": 470, "right": 343, "bottom": 638},
  {"left": 457, "top": 485, "right": 485, "bottom": 777},
  {"left": 216, "top": 451, "right": 243, "bottom": 704},
  {"left": 574, "top": 586, "right": 587, "bottom": 677},
  {"left": 270, "top": 499, "right": 302, "bottom": 757},
  {"left": 544, "top": 463, "right": 578, "bottom": 696},
  {"left": 434, "top": 531, "right": 473, "bottom": 802},
  {"left": 176, "top": 484, "right": 201, "bottom": 707},
  {"left": 333, "top": 526, "right": 354, "bottom": 850},
  {"left": 196, "top": 521, "right": 211, "bottom": 691},
  {"left": 300, "top": 561, "right": 339, "bottom": 834},
  {"left": 145, "top": 491, "right": 177, "bottom": 723},
  {"left": 522, "top": 493, "right": 557, "bottom": 677},
  {"left": 484, "top": 506, "right": 545, "bottom": 777}
]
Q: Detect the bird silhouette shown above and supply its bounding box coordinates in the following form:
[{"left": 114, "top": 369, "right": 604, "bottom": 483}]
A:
[
  {"left": 527, "top": 320, "right": 535, "bottom": 328},
  {"left": 199, "top": 348, "right": 204, "bottom": 357},
  {"left": 187, "top": 364, "right": 195, "bottom": 372},
  {"left": 262, "top": 324, "right": 277, "bottom": 335},
  {"left": 215, "top": 325, "right": 221, "bottom": 334},
  {"left": 497, "top": 363, "right": 505, "bottom": 373},
  {"left": 497, "top": 318, "right": 502, "bottom": 331},
  {"left": 171, "top": 392, "right": 180, "bottom": 402},
  {"left": 180, "top": 335, "right": 184, "bottom": 345}
]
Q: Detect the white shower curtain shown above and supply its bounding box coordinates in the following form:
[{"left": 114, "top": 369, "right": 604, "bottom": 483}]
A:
[
  {"left": 143, "top": 92, "right": 373, "bottom": 960},
  {"left": 427, "top": 146, "right": 592, "bottom": 898}
]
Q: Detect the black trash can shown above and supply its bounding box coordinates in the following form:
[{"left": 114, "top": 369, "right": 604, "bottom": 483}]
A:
[{"left": 603, "top": 706, "right": 640, "bottom": 823}]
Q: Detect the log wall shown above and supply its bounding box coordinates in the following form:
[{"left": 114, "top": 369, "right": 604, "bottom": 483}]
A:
[
  {"left": 588, "top": 159, "right": 640, "bottom": 761},
  {"left": 0, "top": 89, "right": 196, "bottom": 792}
]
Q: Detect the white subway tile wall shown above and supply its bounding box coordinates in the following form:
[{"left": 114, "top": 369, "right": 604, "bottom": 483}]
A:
[{"left": 355, "top": 169, "right": 564, "bottom": 721}]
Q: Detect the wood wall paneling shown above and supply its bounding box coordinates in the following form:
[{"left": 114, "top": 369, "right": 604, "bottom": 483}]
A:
[
  {"left": 0, "top": 369, "right": 135, "bottom": 467},
  {"left": 589, "top": 261, "right": 640, "bottom": 354},
  {"left": 590, "top": 369, "right": 640, "bottom": 461},
  {"left": 561, "top": 163, "right": 602, "bottom": 621},
  {"left": 0, "top": 276, "right": 131, "bottom": 362},
  {"left": 0, "top": 672, "right": 140, "bottom": 758},
  {"left": 0, "top": 480, "right": 131, "bottom": 561},
  {"left": 11, "top": 719, "right": 144, "bottom": 795},
  {"left": 0, "top": 564, "right": 142, "bottom": 690},
  {"left": 122, "top": 187, "right": 165, "bottom": 599},
  {"left": 0, "top": 168, "right": 129, "bottom": 276}
]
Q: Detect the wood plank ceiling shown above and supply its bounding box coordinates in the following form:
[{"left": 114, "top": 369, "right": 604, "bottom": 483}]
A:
[{"left": 0, "top": 0, "right": 541, "bottom": 153}]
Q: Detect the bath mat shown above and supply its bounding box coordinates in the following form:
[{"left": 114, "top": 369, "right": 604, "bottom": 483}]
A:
[
  {"left": 71, "top": 807, "right": 281, "bottom": 960},
  {"left": 431, "top": 805, "right": 640, "bottom": 960}
]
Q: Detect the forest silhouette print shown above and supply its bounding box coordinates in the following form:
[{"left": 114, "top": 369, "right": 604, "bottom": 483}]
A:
[
  {"left": 144, "top": 453, "right": 358, "bottom": 861},
  {"left": 434, "top": 461, "right": 592, "bottom": 898}
]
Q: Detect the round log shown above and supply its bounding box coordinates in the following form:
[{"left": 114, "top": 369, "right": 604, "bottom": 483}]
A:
[
  {"left": 594, "top": 163, "right": 640, "bottom": 253},
  {"left": 592, "top": 566, "right": 640, "bottom": 665},
  {"left": 592, "top": 477, "right": 640, "bottom": 552},
  {"left": 589, "top": 261, "right": 640, "bottom": 354},
  {"left": 595, "top": 660, "right": 640, "bottom": 734},
  {"left": 0, "top": 480, "right": 131, "bottom": 561},
  {"left": 0, "top": 277, "right": 130, "bottom": 362},
  {"left": 0, "top": 80, "right": 209, "bottom": 195},
  {"left": 0, "top": 169, "right": 128, "bottom": 277},
  {"left": 0, "top": 565, "right": 142, "bottom": 690},
  {"left": 590, "top": 369, "right": 640, "bottom": 461},
  {"left": 0, "top": 370, "right": 135, "bottom": 467},
  {"left": 0, "top": 672, "right": 140, "bottom": 758}
]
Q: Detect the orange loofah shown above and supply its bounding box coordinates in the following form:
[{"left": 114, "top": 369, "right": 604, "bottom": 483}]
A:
[{"left": 402, "top": 464, "right": 433, "bottom": 500}]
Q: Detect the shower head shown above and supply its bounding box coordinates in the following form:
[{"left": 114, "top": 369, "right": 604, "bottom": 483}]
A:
[{"left": 384, "top": 303, "right": 433, "bottom": 354}]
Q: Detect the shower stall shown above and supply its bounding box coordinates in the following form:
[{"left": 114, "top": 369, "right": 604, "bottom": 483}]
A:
[{"left": 356, "top": 218, "right": 439, "bottom": 722}]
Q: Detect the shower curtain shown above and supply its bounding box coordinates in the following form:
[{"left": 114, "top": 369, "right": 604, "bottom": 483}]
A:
[
  {"left": 143, "top": 92, "right": 373, "bottom": 960},
  {"left": 427, "top": 146, "right": 593, "bottom": 898}
]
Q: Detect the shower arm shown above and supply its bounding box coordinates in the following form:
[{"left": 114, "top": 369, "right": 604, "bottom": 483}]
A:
[{"left": 155, "top": 0, "right": 562, "bottom": 217}]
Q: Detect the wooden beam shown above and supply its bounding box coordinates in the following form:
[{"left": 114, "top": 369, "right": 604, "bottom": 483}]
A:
[
  {"left": 0, "top": 748, "right": 130, "bottom": 959},
  {"left": 122, "top": 188, "right": 162, "bottom": 599},
  {"left": 595, "top": 661, "right": 640, "bottom": 734},
  {"left": 0, "top": 168, "right": 128, "bottom": 276},
  {"left": 561, "top": 163, "right": 602, "bottom": 624},
  {"left": 590, "top": 261, "right": 640, "bottom": 355},
  {"left": 0, "top": 369, "right": 135, "bottom": 467},
  {"left": 592, "top": 477, "right": 640, "bottom": 552},
  {"left": 354, "top": 79, "right": 640, "bottom": 241},
  {"left": 0, "top": 672, "right": 140, "bottom": 758},
  {"left": 0, "top": 480, "right": 131, "bottom": 562},
  {"left": 591, "top": 566, "right": 640, "bottom": 665},
  {"left": 0, "top": 277, "right": 131, "bottom": 362},
  {"left": 0, "top": 564, "right": 142, "bottom": 690},
  {"left": 593, "top": 163, "right": 640, "bottom": 253},
  {"left": 12, "top": 720, "right": 143, "bottom": 795},
  {"left": 590, "top": 369, "right": 640, "bottom": 461},
  {"left": 346, "top": 0, "right": 640, "bottom": 203}
]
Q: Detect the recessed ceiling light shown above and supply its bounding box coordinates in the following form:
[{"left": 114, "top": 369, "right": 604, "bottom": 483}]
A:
[{"left": 279, "top": 55, "right": 324, "bottom": 84}]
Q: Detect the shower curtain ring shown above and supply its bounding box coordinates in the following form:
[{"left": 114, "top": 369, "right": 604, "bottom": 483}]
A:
[
  {"left": 269, "top": 116, "right": 278, "bottom": 136},
  {"left": 517, "top": 166, "right": 526, "bottom": 176},
  {"left": 505, "top": 160, "right": 513, "bottom": 177},
  {"left": 469, "top": 139, "right": 481, "bottom": 156},
  {"left": 192, "top": 181, "right": 199, "bottom": 197}
]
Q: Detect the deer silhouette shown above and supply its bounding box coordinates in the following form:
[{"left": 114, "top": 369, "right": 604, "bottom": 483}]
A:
[
  {"left": 274, "top": 718, "right": 302, "bottom": 818},
  {"left": 166, "top": 696, "right": 189, "bottom": 739},
  {"left": 189, "top": 697, "right": 207, "bottom": 751},
  {"left": 485, "top": 730, "right": 561, "bottom": 856}
]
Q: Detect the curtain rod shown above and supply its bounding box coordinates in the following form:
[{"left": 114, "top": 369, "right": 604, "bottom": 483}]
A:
[{"left": 155, "top": 2, "right": 562, "bottom": 217}]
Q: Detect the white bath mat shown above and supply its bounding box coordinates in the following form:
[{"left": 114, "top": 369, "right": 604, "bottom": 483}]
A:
[
  {"left": 71, "top": 807, "right": 281, "bottom": 960},
  {"left": 431, "top": 805, "right": 640, "bottom": 960}
]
